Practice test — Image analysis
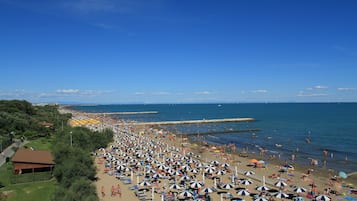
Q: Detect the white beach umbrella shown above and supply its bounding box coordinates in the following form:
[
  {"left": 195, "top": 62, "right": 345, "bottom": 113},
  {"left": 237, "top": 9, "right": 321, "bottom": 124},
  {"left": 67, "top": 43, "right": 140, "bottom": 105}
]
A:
[
  {"left": 178, "top": 191, "right": 193, "bottom": 198},
  {"left": 169, "top": 184, "right": 182, "bottom": 190},
  {"left": 211, "top": 160, "right": 220, "bottom": 166},
  {"left": 181, "top": 165, "right": 191, "bottom": 171},
  {"left": 275, "top": 180, "right": 288, "bottom": 187},
  {"left": 190, "top": 181, "right": 203, "bottom": 189},
  {"left": 316, "top": 195, "right": 331, "bottom": 201},
  {"left": 116, "top": 164, "right": 126, "bottom": 171},
  {"left": 240, "top": 179, "right": 253, "bottom": 185},
  {"left": 190, "top": 168, "right": 199, "bottom": 174},
  {"left": 254, "top": 197, "right": 268, "bottom": 201},
  {"left": 139, "top": 181, "right": 151, "bottom": 187},
  {"left": 179, "top": 175, "right": 191, "bottom": 181},
  {"left": 274, "top": 192, "right": 289, "bottom": 199},
  {"left": 152, "top": 173, "right": 163, "bottom": 179},
  {"left": 157, "top": 164, "right": 166, "bottom": 170},
  {"left": 256, "top": 185, "right": 270, "bottom": 191},
  {"left": 216, "top": 170, "right": 226, "bottom": 175},
  {"left": 237, "top": 189, "right": 250, "bottom": 196},
  {"left": 202, "top": 187, "right": 214, "bottom": 194},
  {"left": 222, "top": 183, "right": 234, "bottom": 190},
  {"left": 244, "top": 171, "right": 255, "bottom": 176},
  {"left": 146, "top": 169, "right": 156, "bottom": 174},
  {"left": 293, "top": 187, "right": 307, "bottom": 193},
  {"left": 205, "top": 166, "right": 216, "bottom": 174},
  {"left": 221, "top": 163, "right": 230, "bottom": 169}
]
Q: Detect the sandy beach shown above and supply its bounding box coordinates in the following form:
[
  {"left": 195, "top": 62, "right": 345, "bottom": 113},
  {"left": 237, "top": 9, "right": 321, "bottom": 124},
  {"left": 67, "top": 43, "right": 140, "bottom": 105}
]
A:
[{"left": 62, "top": 107, "right": 356, "bottom": 201}]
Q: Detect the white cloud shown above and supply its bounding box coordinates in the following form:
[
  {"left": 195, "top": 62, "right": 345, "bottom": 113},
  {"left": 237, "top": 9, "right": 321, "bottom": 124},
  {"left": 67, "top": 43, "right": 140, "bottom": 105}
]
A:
[
  {"left": 337, "top": 87, "right": 357, "bottom": 91},
  {"left": 56, "top": 89, "right": 80, "bottom": 94},
  {"left": 195, "top": 91, "right": 211, "bottom": 95},
  {"left": 134, "top": 92, "right": 145, "bottom": 95},
  {"left": 252, "top": 89, "right": 268, "bottom": 93},
  {"left": 297, "top": 92, "right": 328, "bottom": 97},
  {"left": 315, "top": 85, "right": 328, "bottom": 89},
  {"left": 152, "top": 91, "right": 170, "bottom": 95}
]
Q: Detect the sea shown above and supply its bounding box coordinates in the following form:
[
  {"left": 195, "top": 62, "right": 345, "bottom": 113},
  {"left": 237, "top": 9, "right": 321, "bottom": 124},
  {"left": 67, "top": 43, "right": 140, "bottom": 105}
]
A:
[{"left": 73, "top": 103, "right": 357, "bottom": 173}]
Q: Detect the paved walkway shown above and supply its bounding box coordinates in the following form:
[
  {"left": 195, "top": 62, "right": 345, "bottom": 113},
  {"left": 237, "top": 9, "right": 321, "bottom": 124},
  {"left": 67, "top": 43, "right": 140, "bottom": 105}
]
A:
[{"left": 0, "top": 139, "right": 28, "bottom": 167}]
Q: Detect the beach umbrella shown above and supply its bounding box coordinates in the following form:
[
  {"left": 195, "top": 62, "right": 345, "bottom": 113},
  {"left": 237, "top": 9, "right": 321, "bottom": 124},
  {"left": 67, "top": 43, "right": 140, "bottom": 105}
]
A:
[
  {"left": 152, "top": 173, "right": 163, "bottom": 179},
  {"left": 216, "top": 170, "right": 226, "bottom": 175},
  {"left": 116, "top": 164, "right": 126, "bottom": 171},
  {"left": 244, "top": 171, "right": 255, "bottom": 176},
  {"left": 274, "top": 192, "right": 289, "bottom": 199},
  {"left": 178, "top": 191, "right": 193, "bottom": 198},
  {"left": 316, "top": 195, "right": 331, "bottom": 201},
  {"left": 222, "top": 183, "right": 234, "bottom": 190},
  {"left": 139, "top": 181, "right": 151, "bottom": 187},
  {"left": 211, "top": 160, "right": 220, "bottom": 166},
  {"left": 237, "top": 189, "right": 250, "bottom": 196},
  {"left": 293, "top": 187, "right": 307, "bottom": 193},
  {"left": 169, "top": 184, "right": 182, "bottom": 190},
  {"left": 240, "top": 179, "right": 253, "bottom": 185},
  {"left": 222, "top": 163, "right": 230, "bottom": 168},
  {"left": 256, "top": 185, "right": 270, "bottom": 191},
  {"left": 275, "top": 181, "right": 288, "bottom": 187},
  {"left": 339, "top": 171, "right": 347, "bottom": 179},
  {"left": 190, "top": 181, "right": 203, "bottom": 189},
  {"left": 181, "top": 165, "right": 190, "bottom": 171},
  {"left": 202, "top": 187, "right": 214, "bottom": 194},
  {"left": 146, "top": 169, "right": 156, "bottom": 174},
  {"left": 254, "top": 197, "right": 268, "bottom": 201},
  {"left": 205, "top": 166, "right": 216, "bottom": 174},
  {"left": 179, "top": 175, "right": 191, "bottom": 181},
  {"left": 190, "top": 168, "right": 199, "bottom": 174},
  {"left": 157, "top": 164, "right": 166, "bottom": 170}
]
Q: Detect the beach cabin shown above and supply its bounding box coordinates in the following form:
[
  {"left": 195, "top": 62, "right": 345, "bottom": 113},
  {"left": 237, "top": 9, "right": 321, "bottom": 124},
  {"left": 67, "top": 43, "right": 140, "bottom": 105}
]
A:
[{"left": 11, "top": 149, "right": 55, "bottom": 174}]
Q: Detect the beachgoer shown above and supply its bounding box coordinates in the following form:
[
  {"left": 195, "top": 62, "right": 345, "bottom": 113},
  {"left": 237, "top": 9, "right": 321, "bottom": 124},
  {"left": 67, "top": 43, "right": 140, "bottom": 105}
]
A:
[
  {"left": 111, "top": 185, "right": 116, "bottom": 196},
  {"left": 116, "top": 184, "right": 121, "bottom": 198},
  {"left": 291, "top": 154, "right": 295, "bottom": 161},
  {"left": 323, "top": 149, "right": 328, "bottom": 158},
  {"left": 331, "top": 152, "right": 333, "bottom": 158},
  {"left": 101, "top": 186, "right": 105, "bottom": 197}
]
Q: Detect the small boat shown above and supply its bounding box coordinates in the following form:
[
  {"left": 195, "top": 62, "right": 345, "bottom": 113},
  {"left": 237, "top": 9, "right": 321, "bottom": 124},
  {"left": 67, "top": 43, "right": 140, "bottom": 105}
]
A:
[
  {"left": 267, "top": 136, "right": 272, "bottom": 140},
  {"left": 275, "top": 144, "right": 282, "bottom": 148}
]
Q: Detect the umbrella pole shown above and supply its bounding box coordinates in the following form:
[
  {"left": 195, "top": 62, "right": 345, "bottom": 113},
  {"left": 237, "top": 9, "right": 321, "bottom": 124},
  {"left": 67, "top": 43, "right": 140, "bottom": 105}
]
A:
[
  {"left": 235, "top": 166, "right": 238, "bottom": 176},
  {"left": 263, "top": 176, "right": 265, "bottom": 186}
]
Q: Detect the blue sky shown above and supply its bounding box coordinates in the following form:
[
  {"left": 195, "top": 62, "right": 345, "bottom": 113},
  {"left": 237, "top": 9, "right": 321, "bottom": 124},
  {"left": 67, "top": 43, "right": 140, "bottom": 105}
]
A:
[{"left": 1, "top": 0, "right": 357, "bottom": 103}]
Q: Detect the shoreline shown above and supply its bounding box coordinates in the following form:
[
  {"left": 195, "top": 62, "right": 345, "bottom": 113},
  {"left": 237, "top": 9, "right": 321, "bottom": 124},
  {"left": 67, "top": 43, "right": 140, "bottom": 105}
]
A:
[{"left": 60, "top": 106, "right": 357, "bottom": 201}]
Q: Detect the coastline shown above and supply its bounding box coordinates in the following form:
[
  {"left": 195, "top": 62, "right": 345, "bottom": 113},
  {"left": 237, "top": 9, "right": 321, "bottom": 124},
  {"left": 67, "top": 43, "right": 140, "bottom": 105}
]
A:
[{"left": 60, "top": 106, "right": 357, "bottom": 201}]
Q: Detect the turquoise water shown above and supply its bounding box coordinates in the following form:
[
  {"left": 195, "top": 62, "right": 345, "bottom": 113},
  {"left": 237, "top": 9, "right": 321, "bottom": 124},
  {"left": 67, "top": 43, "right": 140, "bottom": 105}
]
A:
[{"left": 73, "top": 103, "right": 357, "bottom": 173}]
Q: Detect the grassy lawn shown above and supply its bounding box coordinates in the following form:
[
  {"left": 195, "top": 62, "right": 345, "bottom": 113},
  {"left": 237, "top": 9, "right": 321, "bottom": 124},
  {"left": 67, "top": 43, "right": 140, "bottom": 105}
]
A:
[
  {"left": 4, "top": 180, "right": 56, "bottom": 201},
  {"left": 0, "top": 163, "right": 56, "bottom": 201},
  {"left": 24, "top": 136, "right": 53, "bottom": 151}
]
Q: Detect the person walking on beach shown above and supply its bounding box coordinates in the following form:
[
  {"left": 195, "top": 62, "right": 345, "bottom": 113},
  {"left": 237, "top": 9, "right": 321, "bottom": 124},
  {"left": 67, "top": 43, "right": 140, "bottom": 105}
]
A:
[
  {"left": 101, "top": 186, "right": 105, "bottom": 198},
  {"left": 116, "top": 184, "right": 121, "bottom": 198}
]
